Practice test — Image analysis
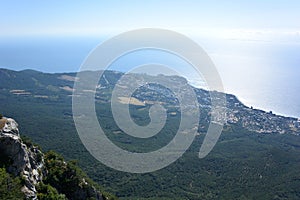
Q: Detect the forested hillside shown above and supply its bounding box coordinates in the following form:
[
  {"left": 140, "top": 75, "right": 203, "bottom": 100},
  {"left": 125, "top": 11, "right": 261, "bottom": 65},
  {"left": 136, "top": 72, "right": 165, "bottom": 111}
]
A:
[{"left": 1, "top": 68, "right": 300, "bottom": 199}]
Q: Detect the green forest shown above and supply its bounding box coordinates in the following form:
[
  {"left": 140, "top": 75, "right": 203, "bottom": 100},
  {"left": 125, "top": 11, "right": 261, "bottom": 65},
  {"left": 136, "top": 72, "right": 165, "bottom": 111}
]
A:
[{"left": 1, "top": 69, "right": 300, "bottom": 199}]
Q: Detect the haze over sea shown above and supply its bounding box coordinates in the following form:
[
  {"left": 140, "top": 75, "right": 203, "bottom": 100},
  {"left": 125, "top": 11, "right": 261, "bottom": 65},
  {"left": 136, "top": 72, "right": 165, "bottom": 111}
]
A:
[{"left": 0, "top": 35, "right": 299, "bottom": 118}]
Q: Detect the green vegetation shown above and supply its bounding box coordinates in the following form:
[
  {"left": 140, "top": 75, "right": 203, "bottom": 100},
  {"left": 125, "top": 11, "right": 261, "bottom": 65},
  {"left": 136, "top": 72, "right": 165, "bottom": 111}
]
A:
[
  {"left": 43, "top": 151, "right": 117, "bottom": 200},
  {"left": 0, "top": 69, "right": 300, "bottom": 199},
  {"left": 3, "top": 95, "right": 300, "bottom": 199},
  {"left": 36, "top": 183, "right": 67, "bottom": 200},
  {"left": 0, "top": 168, "right": 25, "bottom": 200},
  {"left": 21, "top": 135, "right": 42, "bottom": 150},
  {"left": 1, "top": 135, "right": 117, "bottom": 200}
]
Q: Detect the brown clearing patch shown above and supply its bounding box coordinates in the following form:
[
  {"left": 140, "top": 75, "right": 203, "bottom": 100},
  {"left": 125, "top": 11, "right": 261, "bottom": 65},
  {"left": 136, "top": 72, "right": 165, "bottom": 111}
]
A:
[
  {"left": 0, "top": 118, "right": 7, "bottom": 130},
  {"left": 118, "top": 97, "right": 145, "bottom": 106},
  {"left": 58, "top": 75, "right": 79, "bottom": 82},
  {"left": 60, "top": 86, "right": 74, "bottom": 92}
]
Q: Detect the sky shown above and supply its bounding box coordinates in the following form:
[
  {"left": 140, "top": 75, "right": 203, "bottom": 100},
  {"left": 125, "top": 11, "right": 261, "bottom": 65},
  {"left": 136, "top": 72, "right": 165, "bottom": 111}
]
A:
[
  {"left": 1, "top": 0, "right": 300, "bottom": 36},
  {"left": 0, "top": 0, "right": 300, "bottom": 117}
]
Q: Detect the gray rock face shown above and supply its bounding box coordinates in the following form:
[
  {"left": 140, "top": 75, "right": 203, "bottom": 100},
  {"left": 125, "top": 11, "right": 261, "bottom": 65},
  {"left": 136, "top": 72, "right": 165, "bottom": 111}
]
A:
[
  {"left": 0, "top": 117, "right": 45, "bottom": 200},
  {"left": 0, "top": 117, "right": 106, "bottom": 200},
  {"left": 1, "top": 118, "right": 19, "bottom": 136}
]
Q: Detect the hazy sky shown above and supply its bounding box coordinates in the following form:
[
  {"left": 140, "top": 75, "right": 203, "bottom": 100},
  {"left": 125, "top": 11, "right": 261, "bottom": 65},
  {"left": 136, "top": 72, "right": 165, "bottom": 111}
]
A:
[
  {"left": 1, "top": 0, "right": 300, "bottom": 36},
  {"left": 1, "top": 1, "right": 300, "bottom": 117}
]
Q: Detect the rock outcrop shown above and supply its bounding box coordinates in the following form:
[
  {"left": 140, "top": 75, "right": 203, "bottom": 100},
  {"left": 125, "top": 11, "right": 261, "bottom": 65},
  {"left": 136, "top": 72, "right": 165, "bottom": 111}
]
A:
[
  {"left": 0, "top": 117, "right": 45, "bottom": 199},
  {"left": 0, "top": 116, "right": 109, "bottom": 200},
  {"left": 0, "top": 117, "right": 19, "bottom": 135}
]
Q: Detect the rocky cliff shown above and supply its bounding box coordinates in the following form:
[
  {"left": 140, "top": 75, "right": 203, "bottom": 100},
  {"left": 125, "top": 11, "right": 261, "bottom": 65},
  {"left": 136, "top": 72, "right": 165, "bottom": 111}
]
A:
[
  {"left": 0, "top": 117, "right": 109, "bottom": 200},
  {"left": 0, "top": 117, "right": 44, "bottom": 199}
]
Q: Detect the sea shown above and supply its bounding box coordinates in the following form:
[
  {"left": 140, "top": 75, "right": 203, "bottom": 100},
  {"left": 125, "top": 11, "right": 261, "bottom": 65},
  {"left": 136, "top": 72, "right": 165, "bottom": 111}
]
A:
[{"left": 0, "top": 36, "right": 299, "bottom": 118}]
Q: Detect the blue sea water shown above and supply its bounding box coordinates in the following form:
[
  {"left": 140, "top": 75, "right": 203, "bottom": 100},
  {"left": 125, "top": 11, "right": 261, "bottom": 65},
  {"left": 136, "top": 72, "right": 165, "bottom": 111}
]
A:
[{"left": 0, "top": 36, "right": 299, "bottom": 118}]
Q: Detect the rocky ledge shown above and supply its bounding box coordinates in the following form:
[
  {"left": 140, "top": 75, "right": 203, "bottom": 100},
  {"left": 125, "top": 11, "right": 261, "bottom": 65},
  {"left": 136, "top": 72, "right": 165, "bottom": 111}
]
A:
[
  {"left": 0, "top": 117, "right": 106, "bottom": 200},
  {"left": 0, "top": 117, "right": 44, "bottom": 199}
]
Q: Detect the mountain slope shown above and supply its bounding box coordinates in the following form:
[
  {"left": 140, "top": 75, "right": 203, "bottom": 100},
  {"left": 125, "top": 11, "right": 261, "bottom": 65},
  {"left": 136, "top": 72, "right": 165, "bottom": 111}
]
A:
[
  {"left": 0, "top": 68, "right": 299, "bottom": 135},
  {"left": 0, "top": 115, "right": 116, "bottom": 200},
  {"left": 0, "top": 68, "right": 300, "bottom": 199}
]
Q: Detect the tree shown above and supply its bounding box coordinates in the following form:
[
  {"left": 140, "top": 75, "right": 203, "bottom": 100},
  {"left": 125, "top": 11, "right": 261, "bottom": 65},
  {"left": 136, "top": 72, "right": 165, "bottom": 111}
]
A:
[
  {"left": 36, "top": 183, "right": 67, "bottom": 200},
  {"left": 0, "top": 168, "right": 25, "bottom": 199}
]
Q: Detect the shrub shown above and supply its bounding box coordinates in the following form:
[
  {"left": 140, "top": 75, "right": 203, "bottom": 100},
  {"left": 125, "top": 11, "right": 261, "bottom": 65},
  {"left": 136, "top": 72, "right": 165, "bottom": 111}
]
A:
[
  {"left": 0, "top": 168, "right": 25, "bottom": 199},
  {"left": 36, "top": 183, "right": 67, "bottom": 200}
]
